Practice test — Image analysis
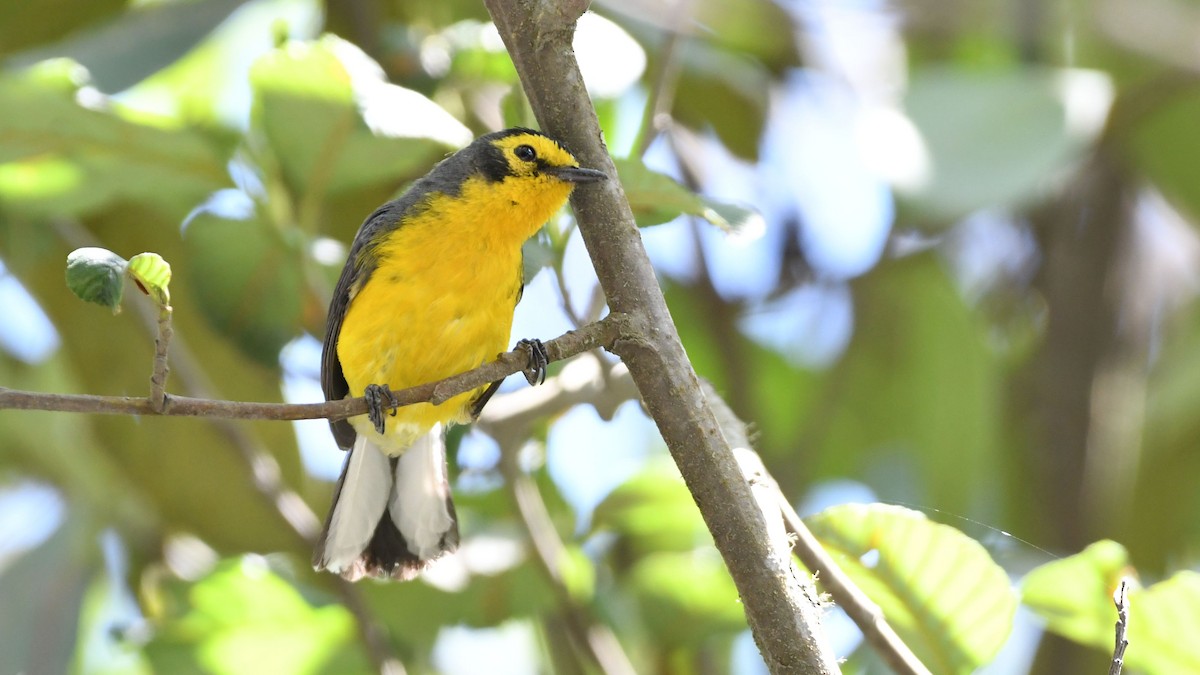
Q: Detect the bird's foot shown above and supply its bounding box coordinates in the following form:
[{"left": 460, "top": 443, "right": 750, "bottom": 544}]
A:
[
  {"left": 364, "top": 383, "right": 399, "bottom": 434},
  {"left": 517, "top": 338, "right": 549, "bottom": 386}
]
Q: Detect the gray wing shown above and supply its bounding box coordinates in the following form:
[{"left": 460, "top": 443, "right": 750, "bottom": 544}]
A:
[{"left": 321, "top": 203, "right": 399, "bottom": 449}]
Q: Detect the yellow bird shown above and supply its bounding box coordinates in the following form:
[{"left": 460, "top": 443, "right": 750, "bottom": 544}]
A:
[{"left": 315, "top": 128, "right": 606, "bottom": 581}]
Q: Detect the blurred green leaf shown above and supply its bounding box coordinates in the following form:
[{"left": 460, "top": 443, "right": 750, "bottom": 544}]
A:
[
  {"left": 145, "top": 560, "right": 364, "bottom": 675},
  {"left": 593, "top": 459, "right": 710, "bottom": 563},
  {"left": 808, "top": 255, "right": 1002, "bottom": 511},
  {"left": 363, "top": 562, "right": 556, "bottom": 647},
  {"left": 8, "top": 0, "right": 247, "bottom": 93},
  {"left": 1135, "top": 309, "right": 1200, "bottom": 569},
  {"left": 182, "top": 209, "right": 304, "bottom": 365},
  {"left": 615, "top": 157, "right": 760, "bottom": 232},
  {"left": 807, "top": 503, "right": 1016, "bottom": 674},
  {"left": 560, "top": 544, "right": 596, "bottom": 603},
  {"left": 0, "top": 0, "right": 124, "bottom": 57},
  {"left": 1132, "top": 571, "right": 1200, "bottom": 673},
  {"left": 0, "top": 69, "right": 231, "bottom": 221},
  {"left": 250, "top": 36, "right": 466, "bottom": 201},
  {"left": 900, "top": 66, "right": 1090, "bottom": 222},
  {"left": 65, "top": 246, "right": 127, "bottom": 312},
  {"left": 600, "top": 0, "right": 800, "bottom": 72},
  {"left": 1021, "top": 540, "right": 1130, "bottom": 648},
  {"left": 0, "top": 515, "right": 97, "bottom": 675},
  {"left": 1128, "top": 86, "right": 1200, "bottom": 224},
  {"left": 628, "top": 551, "right": 745, "bottom": 647},
  {"left": 1022, "top": 541, "right": 1200, "bottom": 673},
  {"left": 672, "top": 42, "right": 770, "bottom": 160}
]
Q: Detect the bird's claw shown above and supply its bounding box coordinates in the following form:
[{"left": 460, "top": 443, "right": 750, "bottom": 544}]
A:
[
  {"left": 364, "top": 383, "right": 398, "bottom": 435},
  {"left": 517, "top": 338, "right": 548, "bottom": 386}
]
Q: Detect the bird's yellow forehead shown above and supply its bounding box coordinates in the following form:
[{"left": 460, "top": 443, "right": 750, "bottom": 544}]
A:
[{"left": 491, "top": 133, "right": 580, "bottom": 168}]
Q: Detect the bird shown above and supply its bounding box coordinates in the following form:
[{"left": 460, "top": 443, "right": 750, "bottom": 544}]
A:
[{"left": 313, "top": 127, "right": 606, "bottom": 581}]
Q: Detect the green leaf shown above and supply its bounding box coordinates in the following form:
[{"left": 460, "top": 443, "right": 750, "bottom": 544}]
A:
[
  {"left": 362, "top": 560, "right": 557, "bottom": 647},
  {"left": 806, "top": 503, "right": 1017, "bottom": 674},
  {"left": 614, "top": 157, "right": 761, "bottom": 233},
  {"left": 1128, "top": 86, "right": 1200, "bottom": 224},
  {"left": 603, "top": 0, "right": 799, "bottom": 72},
  {"left": 899, "top": 66, "right": 1091, "bottom": 223},
  {"left": 1132, "top": 571, "right": 1200, "bottom": 673},
  {"left": 128, "top": 252, "right": 172, "bottom": 307},
  {"left": 65, "top": 247, "right": 127, "bottom": 312},
  {"left": 250, "top": 36, "right": 468, "bottom": 201},
  {"left": 629, "top": 551, "right": 746, "bottom": 647},
  {"left": 560, "top": 544, "right": 596, "bottom": 603},
  {"left": 1022, "top": 541, "right": 1200, "bottom": 673},
  {"left": 1020, "top": 540, "right": 1130, "bottom": 649},
  {"left": 0, "top": 69, "right": 231, "bottom": 221},
  {"left": 182, "top": 210, "right": 304, "bottom": 365},
  {"left": 806, "top": 255, "right": 1002, "bottom": 511},
  {"left": 8, "top": 0, "right": 246, "bottom": 93},
  {"left": 0, "top": 514, "right": 97, "bottom": 675},
  {"left": 672, "top": 41, "right": 770, "bottom": 161},
  {"left": 0, "top": 0, "right": 124, "bottom": 57},
  {"left": 145, "top": 559, "right": 363, "bottom": 675},
  {"left": 592, "top": 460, "right": 711, "bottom": 562}
]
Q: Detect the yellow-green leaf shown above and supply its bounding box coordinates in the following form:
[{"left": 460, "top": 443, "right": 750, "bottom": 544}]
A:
[
  {"left": 1020, "top": 539, "right": 1131, "bottom": 649},
  {"left": 128, "top": 251, "right": 172, "bottom": 307},
  {"left": 1022, "top": 540, "right": 1200, "bottom": 674},
  {"left": 806, "top": 503, "right": 1016, "bottom": 674}
]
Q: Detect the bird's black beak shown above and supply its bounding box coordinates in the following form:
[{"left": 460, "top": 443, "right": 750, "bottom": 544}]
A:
[{"left": 549, "top": 166, "right": 608, "bottom": 183}]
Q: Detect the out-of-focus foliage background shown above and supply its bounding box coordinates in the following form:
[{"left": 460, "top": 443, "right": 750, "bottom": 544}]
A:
[{"left": 2, "top": 0, "right": 1199, "bottom": 673}]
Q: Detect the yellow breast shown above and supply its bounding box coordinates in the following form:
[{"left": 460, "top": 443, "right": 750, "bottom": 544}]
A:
[{"left": 336, "top": 174, "right": 573, "bottom": 451}]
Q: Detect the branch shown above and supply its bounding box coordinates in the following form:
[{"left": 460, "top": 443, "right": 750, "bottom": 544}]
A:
[
  {"left": 776, "top": 495, "right": 931, "bottom": 675},
  {"left": 1109, "top": 578, "right": 1130, "bottom": 675},
  {"left": 704, "top": 382, "right": 927, "bottom": 673},
  {"left": 0, "top": 313, "right": 626, "bottom": 421},
  {"left": 484, "top": 2, "right": 840, "bottom": 671}
]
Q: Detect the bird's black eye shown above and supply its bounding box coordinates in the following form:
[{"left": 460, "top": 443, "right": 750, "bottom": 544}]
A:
[{"left": 514, "top": 144, "right": 536, "bottom": 162}]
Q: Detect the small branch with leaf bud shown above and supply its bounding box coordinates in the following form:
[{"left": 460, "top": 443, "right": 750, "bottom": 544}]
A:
[{"left": 1, "top": 247, "right": 628, "bottom": 424}]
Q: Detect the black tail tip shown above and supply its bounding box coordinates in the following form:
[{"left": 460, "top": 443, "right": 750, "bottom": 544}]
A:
[{"left": 313, "top": 509, "right": 460, "bottom": 583}]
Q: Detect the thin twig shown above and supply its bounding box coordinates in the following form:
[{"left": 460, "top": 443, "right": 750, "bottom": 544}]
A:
[
  {"left": 502, "top": 464, "right": 638, "bottom": 675},
  {"left": 334, "top": 580, "right": 408, "bottom": 675},
  {"left": 552, "top": 258, "right": 588, "bottom": 329},
  {"left": 477, "top": 353, "right": 641, "bottom": 675},
  {"left": 1109, "top": 578, "right": 1131, "bottom": 675},
  {"left": 632, "top": 0, "right": 690, "bottom": 158},
  {"left": 776, "top": 495, "right": 931, "bottom": 675},
  {"left": 148, "top": 303, "right": 172, "bottom": 412},
  {"left": 0, "top": 314, "right": 626, "bottom": 421}
]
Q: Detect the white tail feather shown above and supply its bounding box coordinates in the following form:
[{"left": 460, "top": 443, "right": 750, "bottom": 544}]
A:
[
  {"left": 318, "top": 434, "right": 391, "bottom": 574},
  {"left": 314, "top": 426, "right": 458, "bottom": 580},
  {"left": 390, "top": 425, "right": 455, "bottom": 559}
]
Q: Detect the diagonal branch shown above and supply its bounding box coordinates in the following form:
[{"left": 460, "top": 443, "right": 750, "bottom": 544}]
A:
[{"left": 484, "top": 1, "right": 840, "bottom": 672}]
